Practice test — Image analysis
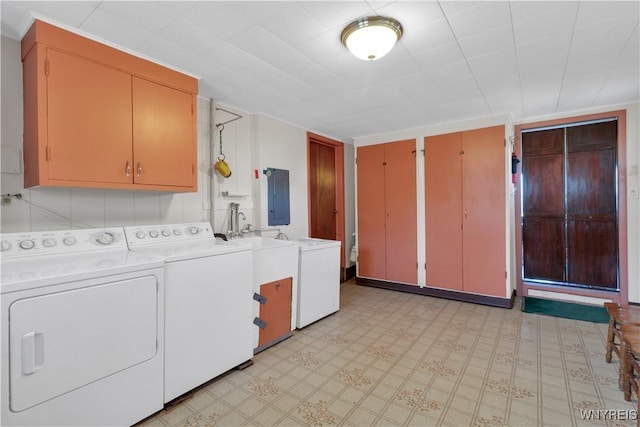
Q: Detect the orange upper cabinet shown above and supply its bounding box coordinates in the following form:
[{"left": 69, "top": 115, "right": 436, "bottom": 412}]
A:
[
  {"left": 357, "top": 140, "right": 417, "bottom": 285},
  {"left": 21, "top": 20, "right": 198, "bottom": 192},
  {"left": 424, "top": 125, "right": 506, "bottom": 297}
]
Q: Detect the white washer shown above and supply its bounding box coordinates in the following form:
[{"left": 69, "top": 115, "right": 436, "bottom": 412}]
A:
[
  {"left": 0, "top": 228, "right": 165, "bottom": 427},
  {"left": 294, "top": 238, "right": 342, "bottom": 328},
  {"left": 124, "top": 222, "right": 253, "bottom": 404}
]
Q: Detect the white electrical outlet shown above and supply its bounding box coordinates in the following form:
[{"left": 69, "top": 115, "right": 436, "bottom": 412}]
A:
[{"left": 630, "top": 188, "right": 639, "bottom": 199}]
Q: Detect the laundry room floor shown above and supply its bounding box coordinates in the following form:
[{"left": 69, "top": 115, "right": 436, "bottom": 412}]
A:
[{"left": 137, "top": 279, "right": 637, "bottom": 427}]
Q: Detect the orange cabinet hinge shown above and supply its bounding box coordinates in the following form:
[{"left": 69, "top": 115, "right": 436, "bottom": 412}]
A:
[
  {"left": 192, "top": 164, "right": 195, "bottom": 175},
  {"left": 44, "top": 59, "right": 49, "bottom": 76},
  {"left": 45, "top": 146, "right": 51, "bottom": 161}
]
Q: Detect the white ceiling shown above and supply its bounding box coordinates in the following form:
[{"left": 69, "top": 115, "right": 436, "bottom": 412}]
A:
[{"left": 1, "top": 1, "right": 638, "bottom": 141}]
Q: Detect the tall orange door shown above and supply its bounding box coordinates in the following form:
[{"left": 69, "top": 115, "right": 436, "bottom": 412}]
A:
[
  {"left": 462, "top": 126, "right": 506, "bottom": 296},
  {"left": 47, "top": 49, "right": 132, "bottom": 184},
  {"left": 356, "top": 144, "right": 386, "bottom": 280},
  {"left": 424, "top": 126, "right": 506, "bottom": 297},
  {"left": 357, "top": 140, "right": 417, "bottom": 285},
  {"left": 132, "top": 77, "right": 195, "bottom": 188},
  {"left": 425, "top": 133, "right": 463, "bottom": 291},
  {"left": 385, "top": 140, "right": 417, "bottom": 284}
]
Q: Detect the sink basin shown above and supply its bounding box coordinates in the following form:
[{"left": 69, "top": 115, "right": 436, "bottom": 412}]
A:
[{"left": 228, "top": 236, "right": 297, "bottom": 250}]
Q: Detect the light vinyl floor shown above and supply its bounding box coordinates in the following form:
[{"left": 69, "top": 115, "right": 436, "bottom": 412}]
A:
[{"left": 139, "top": 280, "right": 638, "bottom": 427}]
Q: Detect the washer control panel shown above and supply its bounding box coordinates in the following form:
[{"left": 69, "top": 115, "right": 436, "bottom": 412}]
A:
[
  {"left": 0, "top": 228, "right": 126, "bottom": 258},
  {"left": 124, "top": 223, "right": 214, "bottom": 248}
]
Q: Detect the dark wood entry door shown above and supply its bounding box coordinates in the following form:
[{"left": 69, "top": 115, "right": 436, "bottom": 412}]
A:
[
  {"left": 521, "top": 120, "right": 618, "bottom": 290},
  {"left": 307, "top": 132, "right": 345, "bottom": 269},
  {"left": 309, "top": 141, "right": 336, "bottom": 240}
]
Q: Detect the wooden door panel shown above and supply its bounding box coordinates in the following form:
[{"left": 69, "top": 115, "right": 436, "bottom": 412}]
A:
[
  {"left": 47, "top": 49, "right": 132, "bottom": 183},
  {"left": 357, "top": 144, "right": 386, "bottom": 279},
  {"left": 384, "top": 140, "right": 417, "bottom": 285},
  {"left": 567, "top": 149, "right": 616, "bottom": 216},
  {"left": 567, "top": 121, "right": 617, "bottom": 152},
  {"left": 523, "top": 154, "right": 564, "bottom": 216},
  {"left": 132, "top": 77, "right": 194, "bottom": 187},
  {"left": 425, "top": 133, "right": 463, "bottom": 291},
  {"left": 522, "top": 128, "right": 564, "bottom": 156},
  {"left": 567, "top": 220, "right": 617, "bottom": 289},
  {"left": 523, "top": 218, "right": 565, "bottom": 282},
  {"left": 309, "top": 142, "right": 337, "bottom": 240},
  {"left": 258, "top": 278, "right": 292, "bottom": 348},
  {"left": 462, "top": 126, "right": 506, "bottom": 297}
]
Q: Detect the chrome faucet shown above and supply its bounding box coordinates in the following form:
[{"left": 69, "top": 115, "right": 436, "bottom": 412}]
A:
[{"left": 228, "top": 202, "right": 247, "bottom": 238}]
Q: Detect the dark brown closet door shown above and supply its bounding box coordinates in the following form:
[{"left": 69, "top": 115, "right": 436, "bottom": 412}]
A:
[
  {"left": 521, "top": 120, "right": 618, "bottom": 290},
  {"left": 566, "top": 121, "right": 617, "bottom": 288},
  {"left": 522, "top": 128, "right": 565, "bottom": 282}
]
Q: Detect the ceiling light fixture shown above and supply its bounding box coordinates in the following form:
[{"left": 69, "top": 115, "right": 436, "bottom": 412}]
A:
[{"left": 340, "top": 16, "right": 403, "bottom": 61}]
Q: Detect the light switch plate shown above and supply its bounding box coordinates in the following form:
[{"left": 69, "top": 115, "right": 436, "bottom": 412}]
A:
[
  {"left": 1, "top": 147, "right": 21, "bottom": 173},
  {"left": 630, "top": 188, "right": 639, "bottom": 199}
]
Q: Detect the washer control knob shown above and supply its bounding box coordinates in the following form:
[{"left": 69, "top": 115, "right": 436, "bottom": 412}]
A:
[
  {"left": 63, "top": 236, "right": 77, "bottom": 246},
  {"left": 189, "top": 227, "right": 200, "bottom": 235},
  {"left": 0, "top": 240, "right": 11, "bottom": 252},
  {"left": 173, "top": 229, "right": 182, "bottom": 236},
  {"left": 42, "top": 238, "right": 57, "bottom": 248},
  {"left": 149, "top": 230, "right": 159, "bottom": 238},
  {"left": 19, "top": 240, "right": 35, "bottom": 250},
  {"left": 136, "top": 231, "right": 146, "bottom": 239},
  {"left": 161, "top": 230, "right": 171, "bottom": 237},
  {"left": 96, "top": 232, "right": 115, "bottom": 245}
]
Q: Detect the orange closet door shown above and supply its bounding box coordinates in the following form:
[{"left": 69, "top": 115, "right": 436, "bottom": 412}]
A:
[
  {"left": 132, "top": 77, "right": 195, "bottom": 188},
  {"left": 357, "top": 144, "right": 386, "bottom": 280},
  {"left": 425, "top": 133, "right": 463, "bottom": 291},
  {"left": 384, "top": 140, "right": 417, "bottom": 285},
  {"left": 462, "top": 126, "right": 506, "bottom": 296},
  {"left": 47, "top": 49, "right": 132, "bottom": 184}
]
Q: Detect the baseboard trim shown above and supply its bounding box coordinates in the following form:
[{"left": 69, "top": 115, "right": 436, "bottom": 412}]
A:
[{"left": 356, "top": 277, "right": 515, "bottom": 309}]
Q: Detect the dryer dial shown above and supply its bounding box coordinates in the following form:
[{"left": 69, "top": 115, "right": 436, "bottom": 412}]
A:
[
  {"left": 19, "top": 240, "right": 35, "bottom": 250},
  {"left": 96, "top": 232, "right": 115, "bottom": 245}
]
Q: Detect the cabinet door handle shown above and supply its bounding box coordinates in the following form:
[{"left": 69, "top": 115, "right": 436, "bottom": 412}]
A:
[
  {"left": 125, "top": 161, "right": 131, "bottom": 177},
  {"left": 464, "top": 209, "right": 468, "bottom": 218},
  {"left": 136, "top": 162, "right": 142, "bottom": 177}
]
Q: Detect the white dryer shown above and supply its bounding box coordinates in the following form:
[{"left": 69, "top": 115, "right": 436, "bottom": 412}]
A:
[
  {"left": 124, "top": 223, "right": 254, "bottom": 404},
  {"left": 0, "top": 227, "right": 165, "bottom": 427}
]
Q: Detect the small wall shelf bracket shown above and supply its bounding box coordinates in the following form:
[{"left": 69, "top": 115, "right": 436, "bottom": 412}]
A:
[{"left": 215, "top": 107, "right": 243, "bottom": 128}]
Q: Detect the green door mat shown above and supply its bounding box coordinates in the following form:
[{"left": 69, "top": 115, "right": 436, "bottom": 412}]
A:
[{"left": 522, "top": 296, "right": 609, "bottom": 324}]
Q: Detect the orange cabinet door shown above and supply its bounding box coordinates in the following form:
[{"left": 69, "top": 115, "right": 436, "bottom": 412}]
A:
[
  {"left": 462, "top": 126, "right": 506, "bottom": 297},
  {"left": 258, "top": 278, "right": 292, "bottom": 348},
  {"left": 356, "top": 144, "right": 387, "bottom": 280},
  {"left": 425, "top": 133, "right": 463, "bottom": 291},
  {"left": 132, "top": 77, "right": 195, "bottom": 188},
  {"left": 384, "top": 140, "right": 417, "bottom": 285},
  {"left": 46, "top": 48, "right": 133, "bottom": 184}
]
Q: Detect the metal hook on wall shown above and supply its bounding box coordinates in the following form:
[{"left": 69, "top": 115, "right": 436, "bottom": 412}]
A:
[{"left": 215, "top": 107, "right": 242, "bottom": 128}]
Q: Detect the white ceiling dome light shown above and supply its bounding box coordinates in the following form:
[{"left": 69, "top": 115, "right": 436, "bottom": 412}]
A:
[{"left": 340, "top": 16, "right": 403, "bottom": 61}]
